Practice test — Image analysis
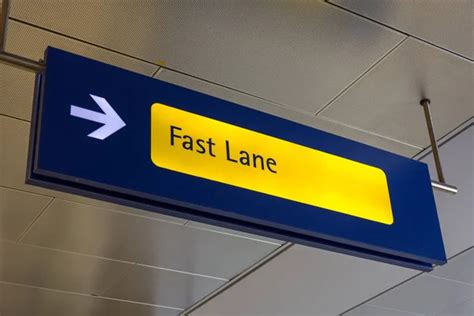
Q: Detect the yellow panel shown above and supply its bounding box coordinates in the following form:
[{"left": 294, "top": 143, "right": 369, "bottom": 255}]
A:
[{"left": 151, "top": 103, "right": 393, "bottom": 224}]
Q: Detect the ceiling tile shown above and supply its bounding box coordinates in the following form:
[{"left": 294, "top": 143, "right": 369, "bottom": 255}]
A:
[
  {"left": 21, "top": 199, "right": 278, "bottom": 279},
  {"left": 6, "top": 19, "right": 157, "bottom": 76},
  {"left": 156, "top": 68, "right": 420, "bottom": 157},
  {"left": 0, "top": 282, "right": 181, "bottom": 316},
  {"left": 102, "top": 264, "right": 225, "bottom": 309},
  {"left": 0, "top": 187, "right": 51, "bottom": 241},
  {"left": 421, "top": 127, "right": 473, "bottom": 258},
  {"left": 0, "top": 116, "right": 185, "bottom": 224},
  {"left": 10, "top": 0, "right": 404, "bottom": 113},
  {"left": 319, "top": 38, "right": 473, "bottom": 148},
  {"left": 369, "top": 274, "right": 474, "bottom": 315},
  {"left": 431, "top": 249, "right": 474, "bottom": 286},
  {"left": 436, "top": 297, "right": 474, "bottom": 316},
  {"left": 330, "top": 0, "right": 473, "bottom": 59},
  {"left": 0, "top": 63, "right": 36, "bottom": 121},
  {"left": 344, "top": 304, "right": 423, "bottom": 316},
  {"left": 0, "top": 241, "right": 132, "bottom": 295},
  {"left": 191, "top": 245, "right": 417, "bottom": 316}
]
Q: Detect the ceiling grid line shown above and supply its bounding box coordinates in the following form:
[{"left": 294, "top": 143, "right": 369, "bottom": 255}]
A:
[
  {"left": 314, "top": 35, "right": 410, "bottom": 116},
  {"left": 0, "top": 280, "right": 185, "bottom": 311},
  {"left": 150, "top": 66, "right": 162, "bottom": 78},
  {"left": 0, "top": 15, "right": 430, "bottom": 156},
  {"left": 426, "top": 274, "right": 474, "bottom": 287},
  {"left": 314, "top": 114, "right": 422, "bottom": 150},
  {"left": 15, "top": 196, "right": 54, "bottom": 242},
  {"left": 182, "top": 222, "right": 283, "bottom": 246},
  {"left": 0, "top": 183, "right": 51, "bottom": 199},
  {"left": 412, "top": 118, "right": 474, "bottom": 160},
  {"left": 8, "top": 12, "right": 317, "bottom": 114},
  {"left": 97, "top": 263, "right": 138, "bottom": 297},
  {"left": 0, "top": 112, "right": 29, "bottom": 123},
  {"left": 181, "top": 242, "right": 294, "bottom": 315},
  {"left": 0, "top": 239, "right": 135, "bottom": 266},
  {"left": 7, "top": 230, "right": 270, "bottom": 282},
  {"left": 135, "top": 263, "right": 229, "bottom": 282},
  {"left": 324, "top": 0, "right": 474, "bottom": 62},
  {"left": 340, "top": 246, "right": 474, "bottom": 315},
  {"left": 338, "top": 271, "right": 424, "bottom": 315},
  {"left": 7, "top": 17, "right": 158, "bottom": 68},
  {"left": 364, "top": 303, "right": 425, "bottom": 316}
]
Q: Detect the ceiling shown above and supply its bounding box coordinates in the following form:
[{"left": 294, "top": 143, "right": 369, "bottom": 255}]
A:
[{"left": 0, "top": 0, "right": 473, "bottom": 315}]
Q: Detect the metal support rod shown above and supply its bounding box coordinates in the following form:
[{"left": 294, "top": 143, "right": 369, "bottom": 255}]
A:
[
  {"left": 0, "top": 0, "right": 44, "bottom": 73},
  {"left": 420, "top": 99, "right": 458, "bottom": 194},
  {"left": 0, "top": 51, "right": 44, "bottom": 72},
  {"left": 431, "top": 180, "right": 458, "bottom": 194},
  {"left": 0, "top": 0, "right": 9, "bottom": 51},
  {"left": 420, "top": 99, "right": 445, "bottom": 183}
]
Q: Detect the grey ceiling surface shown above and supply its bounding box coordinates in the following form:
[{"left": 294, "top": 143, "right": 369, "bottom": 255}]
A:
[
  {"left": 320, "top": 38, "right": 473, "bottom": 148},
  {"left": 0, "top": 186, "right": 51, "bottom": 240},
  {"left": 366, "top": 273, "right": 473, "bottom": 316},
  {"left": 9, "top": 0, "right": 404, "bottom": 113},
  {"left": 421, "top": 127, "right": 473, "bottom": 258},
  {"left": 191, "top": 244, "right": 419, "bottom": 316},
  {"left": 0, "top": 282, "right": 181, "bottom": 316},
  {"left": 21, "top": 199, "right": 278, "bottom": 280},
  {"left": 330, "top": 0, "right": 473, "bottom": 60},
  {"left": 1, "top": 0, "right": 473, "bottom": 315}
]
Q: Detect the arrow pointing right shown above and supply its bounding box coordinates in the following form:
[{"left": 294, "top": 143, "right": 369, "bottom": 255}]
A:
[{"left": 70, "top": 94, "right": 126, "bottom": 140}]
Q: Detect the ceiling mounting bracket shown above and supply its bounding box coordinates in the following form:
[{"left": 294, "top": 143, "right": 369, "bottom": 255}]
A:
[
  {"left": 0, "top": 0, "right": 44, "bottom": 73},
  {"left": 419, "top": 99, "right": 458, "bottom": 194}
]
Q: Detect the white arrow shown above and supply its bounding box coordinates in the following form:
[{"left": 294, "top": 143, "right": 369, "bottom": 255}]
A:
[{"left": 70, "top": 94, "right": 126, "bottom": 140}]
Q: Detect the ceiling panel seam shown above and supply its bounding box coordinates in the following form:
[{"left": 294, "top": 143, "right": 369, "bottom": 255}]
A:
[
  {"left": 325, "top": 1, "right": 474, "bottom": 62},
  {"left": 0, "top": 112, "right": 29, "bottom": 123},
  {"left": 314, "top": 35, "right": 409, "bottom": 116},
  {"left": 7, "top": 17, "right": 159, "bottom": 68},
  {"left": 7, "top": 17, "right": 298, "bottom": 112},
  {"left": 151, "top": 66, "right": 162, "bottom": 77},
  {"left": 364, "top": 303, "right": 425, "bottom": 316},
  {"left": 0, "top": 182, "right": 187, "bottom": 227},
  {"left": 6, "top": 238, "right": 234, "bottom": 281},
  {"left": 135, "top": 263, "right": 229, "bottom": 282},
  {"left": 183, "top": 223, "right": 282, "bottom": 246},
  {"left": 1, "top": 239, "right": 135, "bottom": 265},
  {"left": 339, "top": 234, "right": 474, "bottom": 314},
  {"left": 98, "top": 262, "right": 137, "bottom": 297},
  {"left": 96, "top": 295, "right": 184, "bottom": 311},
  {"left": 427, "top": 274, "right": 474, "bottom": 287},
  {"left": 0, "top": 280, "right": 185, "bottom": 311},
  {"left": 0, "top": 184, "right": 52, "bottom": 199},
  {"left": 338, "top": 271, "right": 424, "bottom": 315},
  {"left": 412, "top": 119, "right": 474, "bottom": 160},
  {"left": 93, "top": 204, "right": 186, "bottom": 226},
  {"left": 2, "top": 21, "right": 430, "bottom": 153},
  {"left": 181, "top": 242, "right": 294, "bottom": 315},
  {"left": 315, "top": 114, "right": 422, "bottom": 150},
  {"left": 15, "top": 196, "right": 54, "bottom": 242}
]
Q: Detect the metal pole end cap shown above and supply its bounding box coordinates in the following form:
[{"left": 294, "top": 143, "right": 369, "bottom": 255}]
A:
[{"left": 420, "top": 98, "right": 431, "bottom": 106}]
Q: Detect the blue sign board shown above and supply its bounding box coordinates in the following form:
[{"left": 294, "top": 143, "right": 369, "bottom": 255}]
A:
[{"left": 28, "top": 47, "right": 446, "bottom": 271}]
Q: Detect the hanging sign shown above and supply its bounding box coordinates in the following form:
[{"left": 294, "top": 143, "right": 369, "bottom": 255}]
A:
[{"left": 28, "top": 47, "right": 446, "bottom": 271}]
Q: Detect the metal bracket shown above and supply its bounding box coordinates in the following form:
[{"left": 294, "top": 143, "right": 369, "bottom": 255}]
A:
[
  {"left": 0, "top": 0, "right": 44, "bottom": 73},
  {"left": 420, "top": 99, "right": 458, "bottom": 194}
]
